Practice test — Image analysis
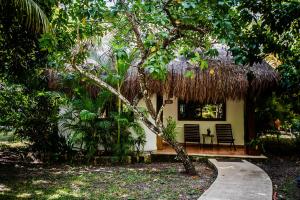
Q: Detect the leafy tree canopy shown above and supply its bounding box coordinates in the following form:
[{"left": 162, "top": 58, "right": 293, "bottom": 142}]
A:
[
  {"left": 0, "top": 0, "right": 57, "bottom": 84},
  {"left": 40, "top": 0, "right": 237, "bottom": 71},
  {"left": 39, "top": 0, "right": 300, "bottom": 172}
]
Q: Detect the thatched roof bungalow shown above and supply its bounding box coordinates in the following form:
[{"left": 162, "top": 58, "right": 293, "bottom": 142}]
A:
[
  {"left": 122, "top": 45, "right": 279, "bottom": 152},
  {"left": 122, "top": 46, "right": 278, "bottom": 103},
  {"left": 49, "top": 44, "right": 278, "bottom": 154}
]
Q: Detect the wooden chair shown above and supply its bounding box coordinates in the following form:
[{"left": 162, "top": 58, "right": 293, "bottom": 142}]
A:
[
  {"left": 184, "top": 124, "right": 201, "bottom": 149},
  {"left": 215, "top": 124, "right": 236, "bottom": 150}
]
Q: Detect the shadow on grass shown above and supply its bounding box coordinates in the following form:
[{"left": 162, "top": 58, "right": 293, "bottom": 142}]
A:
[
  {"left": 0, "top": 138, "right": 215, "bottom": 200},
  {"left": 0, "top": 163, "right": 89, "bottom": 199},
  {"left": 0, "top": 162, "right": 214, "bottom": 200}
]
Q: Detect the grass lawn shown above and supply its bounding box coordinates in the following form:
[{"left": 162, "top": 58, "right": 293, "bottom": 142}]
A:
[
  {"left": 0, "top": 163, "right": 215, "bottom": 200},
  {"left": 0, "top": 132, "right": 28, "bottom": 149},
  {"left": 0, "top": 135, "right": 216, "bottom": 200}
]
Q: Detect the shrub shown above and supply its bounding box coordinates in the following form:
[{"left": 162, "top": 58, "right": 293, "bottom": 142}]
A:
[
  {"left": 162, "top": 117, "right": 177, "bottom": 142},
  {"left": 0, "top": 83, "right": 70, "bottom": 159},
  {"left": 260, "top": 133, "right": 300, "bottom": 155},
  {"left": 60, "top": 75, "right": 145, "bottom": 161}
]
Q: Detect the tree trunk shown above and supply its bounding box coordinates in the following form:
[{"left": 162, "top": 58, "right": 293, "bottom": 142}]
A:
[
  {"left": 246, "top": 73, "right": 256, "bottom": 143},
  {"left": 167, "top": 139, "right": 197, "bottom": 175},
  {"left": 72, "top": 62, "right": 197, "bottom": 175},
  {"left": 124, "top": 2, "right": 197, "bottom": 175},
  {"left": 246, "top": 98, "right": 256, "bottom": 143}
]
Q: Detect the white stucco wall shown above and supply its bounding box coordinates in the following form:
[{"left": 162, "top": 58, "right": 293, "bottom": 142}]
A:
[
  {"left": 162, "top": 97, "right": 245, "bottom": 145},
  {"left": 137, "top": 94, "right": 157, "bottom": 151}
]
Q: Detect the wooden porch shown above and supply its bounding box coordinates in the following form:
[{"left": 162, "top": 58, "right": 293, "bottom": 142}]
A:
[{"left": 152, "top": 144, "right": 267, "bottom": 159}]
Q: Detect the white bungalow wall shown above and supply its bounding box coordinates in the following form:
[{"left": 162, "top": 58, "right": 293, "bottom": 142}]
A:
[
  {"left": 138, "top": 94, "right": 245, "bottom": 151},
  {"left": 162, "top": 96, "right": 245, "bottom": 146},
  {"left": 137, "top": 94, "right": 158, "bottom": 151}
]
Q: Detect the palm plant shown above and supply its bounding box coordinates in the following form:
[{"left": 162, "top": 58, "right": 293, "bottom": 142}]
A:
[
  {"left": 60, "top": 72, "right": 145, "bottom": 160},
  {"left": 60, "top": 73, "right": 112, "bottom": 156},
  {"left": 0, "top": 0, "right": 49, "bottom": 33}
]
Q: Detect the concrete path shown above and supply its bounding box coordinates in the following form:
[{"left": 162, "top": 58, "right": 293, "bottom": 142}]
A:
[{"left": 199, "top": 159, "right": 272, "bottom": 200}]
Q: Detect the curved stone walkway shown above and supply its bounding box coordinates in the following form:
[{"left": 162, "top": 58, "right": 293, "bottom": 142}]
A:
[{"left": 199, "top": 159, "right": 272, "bottom": 200}]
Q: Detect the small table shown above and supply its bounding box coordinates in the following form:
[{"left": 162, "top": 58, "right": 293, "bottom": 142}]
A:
[{"left": 202, "top": 134, "right": 214, "bottom": 148}]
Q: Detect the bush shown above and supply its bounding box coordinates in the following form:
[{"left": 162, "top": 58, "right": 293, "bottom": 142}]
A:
[
  {"left": 260, "top": 133, "right": 300, "bottom": 155},
  {"left": 0, "top": 84, "right": 70, "bottom": 159},
  {"left": 162, "top": 117, "right": 177, "bottom": 142},
  {"left": 60, "top": 75, "right": 145, "bottom": 161}
]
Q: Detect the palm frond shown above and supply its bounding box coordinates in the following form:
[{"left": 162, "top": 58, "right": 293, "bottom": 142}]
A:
[{"left": 0, "top": 0, "right": 49, "bottom": 33}]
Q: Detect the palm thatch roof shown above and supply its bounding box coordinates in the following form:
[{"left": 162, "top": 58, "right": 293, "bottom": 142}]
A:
[{"left": 121, "top": 45, "right": 279, "bottom": 103}]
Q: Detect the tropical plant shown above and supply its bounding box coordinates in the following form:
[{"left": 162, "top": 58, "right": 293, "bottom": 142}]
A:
[
  {"left": 248, "top": 137, "right": 262, "bottom": 150},
  {"left": 162, "top": 117, "right": 177, "bottom": 142},
  {"left": 0, "top": 0, "right": 66, "bottom": 159},
  {"left": 0, "top": 82, "right": 69, "bottom": 158},
  {"left": 0, "top": 0, "right": 50, "bottom": 33},
  {"left": 60, "top": 73, "right": 145, "bottom": 161}
]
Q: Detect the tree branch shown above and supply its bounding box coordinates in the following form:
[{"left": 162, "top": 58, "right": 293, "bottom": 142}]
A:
[
  {"left": 120, "top": 1, "right": 158, "bottom": 121},
  {"left": 162, "top": 29, "right": 184, "bottom": 49},
  {"left": 70, "top": 55, "right": 161, "bottom": 135},
  {"left": 133, "top": 92, "right": 143, "bottom": 106},
  {"left": 155, "top": 102, "right": 166, "bottom": 124},
  {"left": 163, "top": 1, "right": 207, "bottom": 35},
  {"left": 122, "top": 2, "right": 146, "bottom": 56}
]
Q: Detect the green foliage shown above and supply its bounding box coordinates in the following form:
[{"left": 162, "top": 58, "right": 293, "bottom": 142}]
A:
[
  {"left": 79, "top": 110, "right": 97, "bottom": 121},
  {"left": 0, "top": 84, "right": 29, "bottom": 128},
  {"left": 211, "top": 1, "right": 300, "bottom": 120},
  {"left": 40, "top": 0, "right": 238, "bottom": 75},
  {"left": 212, "top": 0, "right": 299, "bottom": 64},
  {"left": 259, "top": 133, "right": 300, "bottom": 155},
  {"left": 0, "top": 83, "right": 68, "bottom": 155},
  {"left": 0, "top": 0, "right": 69, "bottom": 158},
  {"left": 255, "top": 92, "right": 300, "bottom": 132},
  {"left": 210, "top": 0, "right": 300, "bottom": 135},
  {"left": 0, "top": 0, "right": 56, "bottom": 82},
  {"left": 39, "top": 0, "right": 106, "bottom": 68},
  {"left": 60, "top": 73, "right": 145, "bottom": 160},
  {"left": 0, "top": 0, "right": 50, "bottom": 33},
  {"left": 162, "top": 117, "right": 177, "bottom": 142}
]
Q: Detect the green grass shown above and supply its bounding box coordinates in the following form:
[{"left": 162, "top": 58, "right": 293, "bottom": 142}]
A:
[
  {"left": 0, "top": 132, "right": 28, "bottom": 149},
  {"left": 0, "top": 134, "right": 215, "bottom": 200},
  {"left": 0, "top": 132, "right": 16, "bottom": 142},
  {"left": 0, "top": 163, "right": 213, "bottom": 200},
  {"left": 0, "top": 141, "right": 28, "bottom": 149}
]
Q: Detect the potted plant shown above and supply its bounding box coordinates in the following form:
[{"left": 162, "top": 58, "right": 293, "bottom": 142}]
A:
[{"left": 247, "top": 137, "right": 262, "bottom": 155}]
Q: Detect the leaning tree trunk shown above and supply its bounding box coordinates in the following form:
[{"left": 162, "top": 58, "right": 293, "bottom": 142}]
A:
[
  {"left": 137, "top": 71, "right": 197, "bottom": 175},
  {"left": 71, "top": 62, "right": 197, "bottom": 175},
  {"left": 125, "top": 2, "right": 197, "bottom": 175},
  {"left": 166, "top": 138, "right": 197, "bottom": 175}
]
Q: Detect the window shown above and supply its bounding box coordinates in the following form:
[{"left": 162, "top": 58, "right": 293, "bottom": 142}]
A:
[{"left": 178, "top": 100, "right": 226, "bottom": 121}]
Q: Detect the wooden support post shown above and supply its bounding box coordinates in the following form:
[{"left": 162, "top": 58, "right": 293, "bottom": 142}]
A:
[{"left": 245, "top": 72, "right": 258, "bottom": 155}]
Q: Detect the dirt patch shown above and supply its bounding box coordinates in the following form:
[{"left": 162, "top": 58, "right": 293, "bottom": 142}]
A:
[{"left": 253, "top": 156, "right": 300, "bottom": 200}]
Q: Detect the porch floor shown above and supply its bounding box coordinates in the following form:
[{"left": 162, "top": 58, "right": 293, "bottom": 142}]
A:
[{"left": 152, "top": 144, "right": 267, "bottom": 159}]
